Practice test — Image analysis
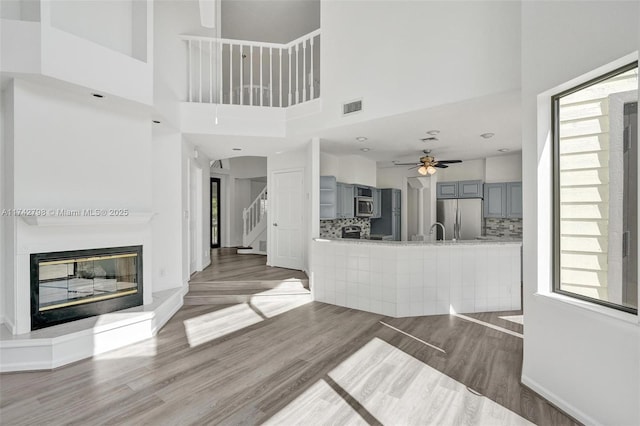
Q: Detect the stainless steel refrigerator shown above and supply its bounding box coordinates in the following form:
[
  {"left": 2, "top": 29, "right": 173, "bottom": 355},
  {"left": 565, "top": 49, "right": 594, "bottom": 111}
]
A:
[{"left": 436, "top": 199, "right": 483, "bottom": 240}]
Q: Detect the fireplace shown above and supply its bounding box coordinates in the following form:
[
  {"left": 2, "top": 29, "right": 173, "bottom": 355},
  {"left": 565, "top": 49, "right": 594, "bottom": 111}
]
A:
[{"left": 30, "top": 246, "right": 143, "bottom": 330}]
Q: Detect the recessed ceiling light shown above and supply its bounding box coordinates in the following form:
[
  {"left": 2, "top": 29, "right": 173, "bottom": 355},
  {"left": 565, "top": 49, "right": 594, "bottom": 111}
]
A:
[
  {"left": 356, "top": 137, "right": 368, "bottom": 142},
  {"left": 91, "top": 93, "right": 104, "bottom": 98},
  {"left": 480, "top": 133, "right": 495, "bottom": 139},
  {"left": 360, "top": 148, "right": 371, "bottom": 152},
  {"left": 498, "top": 148, "right": 510, "bottom": 152},
  {"left": 426, "top": 130, "right": 440, "bottom": 135},
  {"left": 232, "top": 148, "right": 242, "bottom": 151},
  {"left": 152, "top": 120, "right": 161, "bottom": 124}
]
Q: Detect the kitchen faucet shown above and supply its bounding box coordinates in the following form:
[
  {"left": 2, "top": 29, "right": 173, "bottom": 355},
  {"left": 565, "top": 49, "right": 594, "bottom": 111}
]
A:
[{"left": 429, "top": 222, "right": 445, "bottom": 241}]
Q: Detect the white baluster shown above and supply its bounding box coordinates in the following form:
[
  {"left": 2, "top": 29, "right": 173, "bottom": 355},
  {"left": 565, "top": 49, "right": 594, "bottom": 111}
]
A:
[
  {"left": 218, "top": 41, "right": 223, "bottom": 104},
  {"left": 295, "top": 43, "right": 300, "bottom": 104},
  {"left": 188, "top": 40, "right": 192, "bottom": 102},
  {"left": 240, "top": 45, "right": 244, "bottom": 105},
  {"left": 199, "top": 40, "right": 202, "bottom": 103},
  {"left": 209, "top": 40, "right": 213, "bottom": 103},
  {"left": 229, "top": 43, "right": 233, "bottom": 104},
  {"left": 250, "top": 46, "right": 254, "bottom": 106},
  {"left": 269, "top": 47, "right": 273, "bottom": 107},
  {"left": 303, "top": 39, "right": 307, "bottom": 102},
  {"left": 279, "top": 49, "right": 283, "bottom": 107},
  {"left": 259, "top": 46, "right": 263, "bottom": 107},
  {"left": 288, "top": 46, "right": 292, "bottom": 107},
  {"left": 310, "top": 36, "right": 314, "bottom": 99}
]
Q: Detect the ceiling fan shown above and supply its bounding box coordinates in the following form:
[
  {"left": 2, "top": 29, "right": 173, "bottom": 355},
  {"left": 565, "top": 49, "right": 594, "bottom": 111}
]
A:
[{"left": 393, "top": 150, "right": 462, "bottom": 175}]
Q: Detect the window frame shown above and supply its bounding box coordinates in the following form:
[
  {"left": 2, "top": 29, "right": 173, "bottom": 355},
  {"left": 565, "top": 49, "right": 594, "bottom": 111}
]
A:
[{"left": 552, "top": 61, "right": 639, "bottom": 315}]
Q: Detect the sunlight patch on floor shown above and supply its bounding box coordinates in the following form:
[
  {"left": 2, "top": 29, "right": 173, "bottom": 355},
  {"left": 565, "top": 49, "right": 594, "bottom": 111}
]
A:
[
  {"left": 499, "top": 314, "right": 524, "bottom": 325},
  {"left": 95, "top": 338, "right": 157, "bottom": 359},
  {"left": 184, "top": 295, "right": 312, "bottom": 347},
  {"left": 453, "top": 313, "right": 523, "bottom": 339},
  {"left": 267, "top": 337, "right": 532, "bottom": 425},
  {"left": 263, "top": 379, "right": 369, "bottom": 426}
]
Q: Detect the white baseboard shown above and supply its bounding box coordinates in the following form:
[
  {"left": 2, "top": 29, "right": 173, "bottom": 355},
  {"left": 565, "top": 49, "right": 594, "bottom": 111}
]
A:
[
  {"left": 521, "top": 374, "right": 600, "bottom": 426},
  {"left": 0, "top": 289, "right": 183, "bottom": 372}
]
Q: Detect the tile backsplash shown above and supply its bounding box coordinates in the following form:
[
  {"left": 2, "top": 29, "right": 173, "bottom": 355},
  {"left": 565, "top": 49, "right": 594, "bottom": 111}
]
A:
[
  {"left": 484, "top": 217, "right": 522, "bottom": 238},
  {"left": 320, "top": 218, "right": 371, "bottom": 238}
]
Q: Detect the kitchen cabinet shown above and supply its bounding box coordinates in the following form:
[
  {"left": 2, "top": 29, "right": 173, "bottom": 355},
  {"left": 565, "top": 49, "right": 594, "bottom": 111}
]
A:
[
  {"left": 483, "top": 182, "right": 522, "bottom": 218},
  {"left": 337, "top": 183, "right": 355, "bottom": 218},
  {"left": 320, "top": 176, "right": 337, "bottom": 219},
  {"left": 371, "top": 188, "right": 401, "bottom": 241},
  {"left": 506, "top": 182, "right": 522, "bottom": 218},
  {"left": 458, "top": 180, "right": 484, "bottom": 198},
  {"left": 436, "top": 182, "right": 458, "bottom": 199},
  {"left": 437, "top": 180, "right": 483, "bottom": 199},
  {"left": 372, "top": 188, "right": 382, "bottom": 219}
]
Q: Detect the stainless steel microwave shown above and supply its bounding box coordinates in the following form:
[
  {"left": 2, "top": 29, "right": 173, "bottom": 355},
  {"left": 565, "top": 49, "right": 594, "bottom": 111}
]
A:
[{"left": 355, "top": 196, "right": 374, "bottom": 217}]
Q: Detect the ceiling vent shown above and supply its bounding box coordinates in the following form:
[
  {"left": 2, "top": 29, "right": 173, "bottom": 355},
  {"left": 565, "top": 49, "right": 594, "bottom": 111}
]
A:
[
  {"left": 421, "top": 137, "right": 439, "bottom": 142},
  {"left": 342, "top": 99, "right": 363, "bottom": 116}
]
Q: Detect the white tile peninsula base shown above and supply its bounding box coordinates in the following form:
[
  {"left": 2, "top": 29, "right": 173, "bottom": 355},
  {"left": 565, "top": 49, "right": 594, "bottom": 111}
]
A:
[{"left": 311, "top": 239, "right": 521, "bottom": 317}]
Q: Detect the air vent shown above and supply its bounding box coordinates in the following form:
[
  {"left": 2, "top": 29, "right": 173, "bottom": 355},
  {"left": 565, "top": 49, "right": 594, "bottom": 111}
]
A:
[
  {"left": 421, "top": 137, "right": 439, "bottom": 142},
  {"left": 342, "top": 99, "right": 363, "bottom": 115}
]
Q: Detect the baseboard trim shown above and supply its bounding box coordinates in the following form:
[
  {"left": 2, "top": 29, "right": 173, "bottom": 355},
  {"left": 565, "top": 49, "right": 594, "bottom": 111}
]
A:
[
  {"left": 0, "top": 315, "right": 16, "bottom": 335},
  {"left": 521, "top": 374, "right": 601, "bottom": 426},
  {"left": 0, "top": 289, "right": 183, "bottom": 372}
]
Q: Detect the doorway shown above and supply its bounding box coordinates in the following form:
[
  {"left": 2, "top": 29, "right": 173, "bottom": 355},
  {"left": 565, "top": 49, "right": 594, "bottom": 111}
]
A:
[
  {"left": 270, "top": 168, "right": 304, "bottom": 270},
  {"left": 211, "top": 177, "right": 221, "bottom": 248}
]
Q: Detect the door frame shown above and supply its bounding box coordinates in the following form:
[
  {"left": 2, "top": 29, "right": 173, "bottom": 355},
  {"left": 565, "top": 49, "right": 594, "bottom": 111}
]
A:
[
  {"left": 188, "top": 159, "right": 203, "bottom": 274},
  {"left": 210, "top": 177, "right": 221, "bottom": 248}
]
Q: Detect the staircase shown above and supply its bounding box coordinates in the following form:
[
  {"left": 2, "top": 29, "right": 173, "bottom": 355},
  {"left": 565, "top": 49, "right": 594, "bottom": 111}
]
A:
[{"left": 238, "top": 186, "right": 268, "bottom": 255}]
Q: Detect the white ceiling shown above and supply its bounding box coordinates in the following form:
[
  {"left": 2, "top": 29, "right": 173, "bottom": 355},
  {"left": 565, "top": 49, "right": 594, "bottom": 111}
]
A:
[
  {"left": 318, "top": 90, "right": 522, "bottom": 166},
  {"left": 187, "top": 89, "right": 522, "bottom": 164}
]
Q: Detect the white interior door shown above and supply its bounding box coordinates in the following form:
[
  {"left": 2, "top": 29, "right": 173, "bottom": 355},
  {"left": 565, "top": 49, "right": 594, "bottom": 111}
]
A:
[{"left": 271, "top": 168, "right": 304, "bottom": 270}]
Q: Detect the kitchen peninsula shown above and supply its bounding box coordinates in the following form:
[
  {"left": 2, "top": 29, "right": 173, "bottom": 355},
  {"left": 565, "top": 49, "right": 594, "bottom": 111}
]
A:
[{"left": 311, "top": 238, "right": 521, "bottom": 318}]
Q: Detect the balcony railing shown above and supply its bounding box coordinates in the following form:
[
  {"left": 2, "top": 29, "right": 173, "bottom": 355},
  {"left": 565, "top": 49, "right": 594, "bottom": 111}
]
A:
[{"left": 181, "top": 29, "right": 320, "bottom": 108}]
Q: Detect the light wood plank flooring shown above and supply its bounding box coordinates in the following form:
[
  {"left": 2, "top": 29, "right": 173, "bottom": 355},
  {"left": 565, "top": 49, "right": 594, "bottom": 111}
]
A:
[{"left": 0, "top": 298, "right": 578, "bottom": 425}]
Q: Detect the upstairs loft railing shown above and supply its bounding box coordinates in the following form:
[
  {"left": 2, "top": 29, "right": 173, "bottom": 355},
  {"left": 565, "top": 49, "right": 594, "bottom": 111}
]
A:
[{"left": 181, "top": 29, "right": 320, "bottom": 108}]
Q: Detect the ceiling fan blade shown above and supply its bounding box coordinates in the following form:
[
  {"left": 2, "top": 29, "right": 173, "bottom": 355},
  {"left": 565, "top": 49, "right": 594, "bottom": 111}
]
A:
[
  {"left": 437, "top": 160, "right": 463, "bottom": 164},
  {"left": 394, "top": 162, "right": 421, "bottom": 166},
  {"left": 434, "top": 164, "right": 449, "bottom": 168},
  {"left": 408, "top": 165, "right": 420, "bottom": 170}
]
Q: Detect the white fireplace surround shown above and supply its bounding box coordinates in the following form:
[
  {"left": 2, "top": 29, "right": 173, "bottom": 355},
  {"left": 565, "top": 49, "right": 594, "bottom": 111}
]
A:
[{"left": 0, "top": 214, "right": 183, "bottom": 372}]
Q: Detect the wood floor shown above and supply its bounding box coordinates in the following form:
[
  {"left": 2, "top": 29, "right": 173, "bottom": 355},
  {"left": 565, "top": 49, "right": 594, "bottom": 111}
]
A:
[
  {"left": 0, "top": 296, "right": 578, "bottom": 425},
  {"left": 189, "top": 248, "right": 308, "bottom": 283}
]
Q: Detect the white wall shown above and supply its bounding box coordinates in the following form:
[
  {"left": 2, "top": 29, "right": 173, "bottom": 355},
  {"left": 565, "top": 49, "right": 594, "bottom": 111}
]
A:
[
  {"left": 13, "top": 79, "right": 151, "bottom": 210},
  {"left": 1, "top": 83, "right": 16, "bottom": 332},
  {"left": 320, "top": 152, "right": 376, "bottom": 187},
  {"left": 50, "top": 0, "right": 134, "bottom": 58},
  {"left": 435, "top": 159, "right": 486, "bottom": 182},
  {"left": 152, "top": 130, "right": 184, "bottom": 292},
  {"left": 0, "top": 0, "right": 40, "bottom": 21},
  {"left": 320, "top": 0, "right": 521, "bottom": 129},
  {"left": 221, "top": 0, "right": 319, "bottom": 43},
  {"left": 485, "top": 153, "right": 522, "bottom": 183},
  {"left": 521, "top": 2, "right": 639, "bottom": 425}
]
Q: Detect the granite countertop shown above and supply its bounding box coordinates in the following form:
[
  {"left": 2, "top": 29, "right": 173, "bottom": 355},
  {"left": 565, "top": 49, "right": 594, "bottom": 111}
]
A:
[{"left": 314, "top": 237, "right": 522, "bottom": 246}]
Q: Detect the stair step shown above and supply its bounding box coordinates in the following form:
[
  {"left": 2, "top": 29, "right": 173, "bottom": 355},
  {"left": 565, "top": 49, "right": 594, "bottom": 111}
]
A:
[
  {"left": 188, "top": 279, "right": 308, "bottom": 292},
  {"left": 185, "top": 279, "right": 310, "bottom": 305}
]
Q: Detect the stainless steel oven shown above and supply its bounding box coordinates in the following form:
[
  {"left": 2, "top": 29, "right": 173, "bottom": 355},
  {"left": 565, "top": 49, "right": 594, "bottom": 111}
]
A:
[{"left": 355, "top": 196, "right": 374, "bottom": 217}]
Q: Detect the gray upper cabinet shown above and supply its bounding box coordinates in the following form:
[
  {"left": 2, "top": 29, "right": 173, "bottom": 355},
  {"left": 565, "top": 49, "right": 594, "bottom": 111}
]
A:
[
  {"left": 436, "top": 182, "right": 458, "bottom": 199},
  {"left": 484, "top": 183, "right": 506, "bottom": 218},
  {"left": 458, "top": 180, "right": 483, "bottom": 198},
  {"left": 437, "top": 180, "right": 483, "bottom": 199},
  {"left": 484, "top": 182, "right": 522, "bottom": 218},
  {"left": 372, "top": 188, "right": 382, "bottom": 219},
  {"left": 337, "top": 183, "right": 355, "bottom": 218},
  {"left": 506, "top": 182, "right": 523, "bottom": 218},
  {"left": 319, "top": 176, "right": 337, "bottom": 219}
]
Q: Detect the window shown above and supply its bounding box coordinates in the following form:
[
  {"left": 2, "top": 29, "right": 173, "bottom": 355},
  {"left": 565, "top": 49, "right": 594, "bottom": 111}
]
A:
[{"left": 553, "top": 62, "right": 638, "bottom": 314}]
